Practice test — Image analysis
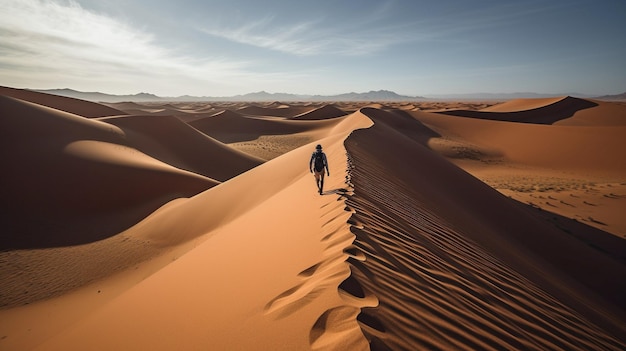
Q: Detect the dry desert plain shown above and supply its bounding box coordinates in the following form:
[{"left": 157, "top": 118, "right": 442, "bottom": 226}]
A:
[{"left": 1, "top": 86, "right": 625, "bottom": 350}]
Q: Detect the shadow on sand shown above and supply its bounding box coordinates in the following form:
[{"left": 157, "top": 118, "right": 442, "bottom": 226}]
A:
[{"left": 435, "top": 96, "right": 598, "bottom": 124}]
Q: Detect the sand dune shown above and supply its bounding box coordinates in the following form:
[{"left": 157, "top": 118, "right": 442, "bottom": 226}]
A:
[
  {"left": 438, "top": 95, "right": 626, "bottom": 126},
  {"left": 0, "top": 95, "right": 216, "bottom": 249},
  {"left": 413, "top": 98, "right": 626, "bottom": 236},
  {"left": 501, "top": 96, "right": 626, "bottom": 126},
  {"left": 103, "top": 101, "right": 153, "bottom": 111},
  {"left": 481, "top": 96, "right": 567, "bottom": 112},
  {"left": 437, "top": 96, "right": 607, "bottom": 124},
  {"left": 236, "top": 104, "right": 313, "bottom": 117},
  {"left": 2, "top": 109, "right": 373, "bottom": 351},
  {"left": 344, "top": 109, "right": 625, "bottom": 349},
  {"left": 292, "top": 104, "right": 348, "bottom": 120},
  {"left": 189, "top": 109, "right": 343, "bottom": 143},
  {"left": 553, "top": 99, "right": 626, "bottom": 126},
  {"left": 416, "top": 107, "right": 626, "bottom": 176},
  {"left": 1, "top": 90, "right": 624, "bottom": 351},
  {"left": 99, "top": 114, "right": 263, "bottom": 181},
  {"left": 103, "top": 101, "right": 218, "bottom": 121},
  {"left": 0, "top": 86, "right": 124, "bottom": 117}
]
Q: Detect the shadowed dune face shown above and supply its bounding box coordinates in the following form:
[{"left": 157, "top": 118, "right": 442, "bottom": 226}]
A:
[
  {"left": 291, "top": 104, "right": 348, "bottom": 120},
  {"left": 0, "top": 96, "right": 217, "bottom": 249},
  {"left": 436, "top": 96, "right": 599, "bottom": 124},
  {"left": 99, "top": 114, "right": 263, "bottom": 181},
  {"left": 360, "top": 107, "right": 441, "bottom": 145}
]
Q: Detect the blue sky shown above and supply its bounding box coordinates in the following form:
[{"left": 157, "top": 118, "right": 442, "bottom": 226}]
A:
[{"left": 1, "top": 0, "right": 624, "bottom": 96}]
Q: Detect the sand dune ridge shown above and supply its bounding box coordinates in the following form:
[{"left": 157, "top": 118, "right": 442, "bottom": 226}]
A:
[
  {"left": 436, "top": 96, "right": 603, "bottom": 124},
  {"left": 342, "top": 110, "right": 625, "bottom": 348}
]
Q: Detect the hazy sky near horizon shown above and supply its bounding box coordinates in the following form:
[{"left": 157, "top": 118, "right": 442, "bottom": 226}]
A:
[{"left": 1, "top": 0, "right": 625, "bottom": 96}]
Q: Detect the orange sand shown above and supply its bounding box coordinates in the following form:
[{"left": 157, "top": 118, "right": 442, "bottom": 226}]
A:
[{"left": 0, "top": 87, "right": 624, "bottom": 350}]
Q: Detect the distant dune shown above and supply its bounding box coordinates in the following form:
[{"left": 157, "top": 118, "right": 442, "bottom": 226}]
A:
[
  {"left": 1, "top": 88, "right": 624, "bottom": 351},
  {"left": 99, "top": 114, "right": 263, "bottom": 181},
  {"left": 1, "top": 86, "right": 125, "bottom": 117},
  {"left": 291, "top": 104, "right": 348, "bottom": 120},
  {"left": 436, "top": 96, "right": 603, "bottom": 124},
  {"left": 595, "top": 92, "right": 626, "bottom": 101},
  {"left": 189, "top": 109, "right": 341, "bottom": 143},
  {"left": 235, "top": 104, "right": 313, "bottom": 117}
]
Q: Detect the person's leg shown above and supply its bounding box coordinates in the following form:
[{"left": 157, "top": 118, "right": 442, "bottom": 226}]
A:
[
  {"left": 319, "top": 172, "right": 325, "bottom": 194},
  {"left": 314, "top": 172, "right": 321, "bottom": 191}
]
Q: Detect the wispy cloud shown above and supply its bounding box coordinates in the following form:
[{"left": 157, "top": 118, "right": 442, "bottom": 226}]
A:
[
  {"left": 0, "top": 0, "right": 258, "bottom": 94},
  {"left": 198, "top": 13, "right": 417, "bottom": 57},
  {"left": 200, "top": 17, "right": 323, "bottom": 56}
]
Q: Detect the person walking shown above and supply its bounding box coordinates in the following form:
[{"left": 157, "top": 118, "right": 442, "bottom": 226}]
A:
[{"left": 309, "top": 144, "right": 329, "bottom": 195}]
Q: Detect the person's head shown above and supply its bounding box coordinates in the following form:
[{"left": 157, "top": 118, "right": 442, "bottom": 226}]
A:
[{"left": 316, "top": 144, "right": 322, "bottom": 151}]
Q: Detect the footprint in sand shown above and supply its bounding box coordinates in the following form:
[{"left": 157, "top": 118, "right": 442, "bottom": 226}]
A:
[{"left": 263, "top": 263, "right": 328, "bottom": 318}]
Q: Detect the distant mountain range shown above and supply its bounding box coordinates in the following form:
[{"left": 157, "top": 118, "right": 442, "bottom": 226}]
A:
[
  {"left": 593, "top": 92, "right": 626, "bottom": 101},
  {"left": 421, "top": 92, "right": 597, "bottom": 100},
  {"left": 34, "top": 89, "right": 424, "bottom": 103},
  {"left": 32, "top": 88, "right": 625, "bottom": 102}
]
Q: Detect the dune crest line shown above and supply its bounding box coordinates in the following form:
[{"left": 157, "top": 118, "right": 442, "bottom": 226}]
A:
[{"left": 260, "top": 151, "right": 378, "bottom": 350}]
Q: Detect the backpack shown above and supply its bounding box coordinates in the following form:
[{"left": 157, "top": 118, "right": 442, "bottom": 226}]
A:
[{"left": 314, "top": 151, "right": 325, "bottom": 172}]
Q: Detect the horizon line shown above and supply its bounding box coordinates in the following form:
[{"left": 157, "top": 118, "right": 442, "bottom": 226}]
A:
[{"left": 18, "top": 86, "right": 625, "bottom": 99}]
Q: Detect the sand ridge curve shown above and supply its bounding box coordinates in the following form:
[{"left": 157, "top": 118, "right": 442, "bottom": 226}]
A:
[
  {"left": 435, "top": 96, "right": 598, "bottom": 124},
  {"left": 0, "top": 86, "right": 125, "bottom": 118}
]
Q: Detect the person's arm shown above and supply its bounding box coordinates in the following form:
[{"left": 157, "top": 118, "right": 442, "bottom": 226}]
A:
[
  {"left": 309, "top": 153, "right": 314, "bottom": 173},
  {"left": 324, "top": 153, "right": 330, "bottom": 176}
]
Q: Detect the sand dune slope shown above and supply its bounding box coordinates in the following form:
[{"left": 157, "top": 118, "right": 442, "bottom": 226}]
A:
[
  {"left": 553, "top": 99, "right": 626, "bottom": 126},
  {"left": 189, "top": 109, "right": 342, "bottom": 143},
  {"left": 103, "top": 101, "right": 152, "bottom": 111},
  {"left": 438, "top": 96, "right": 605, "bottom": 124},
  {"left": 292, "top": 104, "right": 348, "bottom": 120},
  {"left": 410, "top": 101, "right": 626, "bottom": 236},
  {"left": 236, "top": 104, "right": 313, "bottom": 117},
  {"left": 0, "top": 95, "right": 216, "bottom": 249},
  {"left": 101, "top": 101, "right": 186, "bottom": 116},
  {"left": 30, "top": 112, "right": 375, "bottom": 351},
  {"left": 481, "top": 96, "right": 570, "bottom": 112},
  {"left": 342, "top": 108, "right": 625, "bottom": 349},
  {"left": 99, "top": 114, "right": 263, "bottom": 181},
  {"left": 415, "top": 108, "right": 626, "bottom": 176},
  {"left": 0, "top": 86, "right": 124, "bottom": 117},
  {"left": 481, "top": 96, "right": 626, "bottom": 126}
]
